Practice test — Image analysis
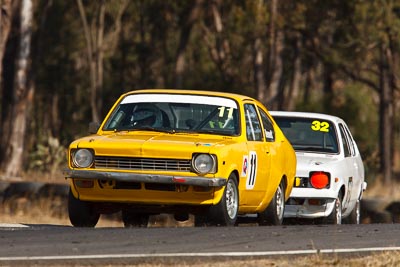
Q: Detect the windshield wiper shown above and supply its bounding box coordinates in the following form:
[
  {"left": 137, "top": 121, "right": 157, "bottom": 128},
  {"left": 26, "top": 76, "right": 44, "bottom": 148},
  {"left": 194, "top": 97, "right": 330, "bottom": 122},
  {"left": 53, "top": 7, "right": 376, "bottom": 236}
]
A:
[
  {"left": 294, "top": 146, "right": 336, "bottom": 153},
  {"left": 112, "top": 127, "right": 176, "bottom": 134},
  {"left": 196, "top": 129, "right": 236, "bottom": 136}
]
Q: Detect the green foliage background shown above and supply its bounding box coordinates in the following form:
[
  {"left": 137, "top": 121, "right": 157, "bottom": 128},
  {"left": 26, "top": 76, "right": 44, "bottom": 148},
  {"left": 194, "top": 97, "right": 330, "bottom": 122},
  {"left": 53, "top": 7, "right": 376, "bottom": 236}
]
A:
[{"left": 1, "top": 0, "right": 400, "bottom": 183}]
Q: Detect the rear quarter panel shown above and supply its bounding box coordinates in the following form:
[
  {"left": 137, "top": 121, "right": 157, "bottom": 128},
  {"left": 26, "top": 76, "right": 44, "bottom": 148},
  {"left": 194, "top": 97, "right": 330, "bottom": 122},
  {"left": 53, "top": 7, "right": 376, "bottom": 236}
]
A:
[{"left": 273, "top": 125, "right": 296, "bottom": 200}]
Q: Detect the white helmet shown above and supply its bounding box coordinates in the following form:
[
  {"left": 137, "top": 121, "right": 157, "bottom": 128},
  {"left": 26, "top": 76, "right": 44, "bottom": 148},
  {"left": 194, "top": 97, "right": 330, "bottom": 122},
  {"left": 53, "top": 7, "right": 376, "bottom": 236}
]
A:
[{"left": 131, "top": 103, "right": 163, "bottom": 127}]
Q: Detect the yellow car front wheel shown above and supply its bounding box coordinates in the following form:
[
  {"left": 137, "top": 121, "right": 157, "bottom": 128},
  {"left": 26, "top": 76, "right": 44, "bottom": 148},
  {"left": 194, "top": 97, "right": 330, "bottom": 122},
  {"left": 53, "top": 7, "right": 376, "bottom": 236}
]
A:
[
  {"left": 68, "top": 189, "right": 100, "bottom": 227},
  {"left": 207, "top": 173, "right": 239, "bottom": 226}
]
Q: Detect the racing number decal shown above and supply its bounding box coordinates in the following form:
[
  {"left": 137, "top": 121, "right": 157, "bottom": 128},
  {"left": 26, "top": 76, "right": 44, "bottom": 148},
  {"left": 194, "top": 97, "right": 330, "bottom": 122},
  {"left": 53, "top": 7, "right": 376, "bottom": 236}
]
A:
[
  {"left": 241, "top": 156, "right": 248, "bottom": 177},
  {"left": 245, "top": 151, "right": 257, "bottom": 190},
  {"left": 210, "top": 107, "right": 234, "bottom": 128},
  {"left": 311, "top": 120, "right": 330, "bottom": 132},
  {"left": 218, "top": 106, "right": 234, "bottom": 118}
]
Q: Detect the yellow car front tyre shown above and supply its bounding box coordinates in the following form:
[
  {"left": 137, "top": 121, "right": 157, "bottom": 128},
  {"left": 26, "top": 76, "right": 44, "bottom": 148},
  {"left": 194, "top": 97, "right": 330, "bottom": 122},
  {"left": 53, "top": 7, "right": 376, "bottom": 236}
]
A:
[
  {"left": 68, "top": 189, "right": 100, "bottom": 227},
  {"left": 207, "top": 174, "right": 239, "bottom": 226}
]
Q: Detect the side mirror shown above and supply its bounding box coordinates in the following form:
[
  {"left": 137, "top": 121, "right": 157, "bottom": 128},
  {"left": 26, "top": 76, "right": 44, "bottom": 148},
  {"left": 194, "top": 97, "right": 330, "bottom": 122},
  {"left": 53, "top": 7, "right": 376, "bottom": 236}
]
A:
[{"left": 89, "top": 122, "right": 100, "bottom": 134}]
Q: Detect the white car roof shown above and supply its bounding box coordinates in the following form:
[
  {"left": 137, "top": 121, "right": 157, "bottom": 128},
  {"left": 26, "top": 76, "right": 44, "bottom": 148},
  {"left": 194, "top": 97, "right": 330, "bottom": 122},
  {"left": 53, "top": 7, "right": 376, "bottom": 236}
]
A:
[{"left": 269, "top": 111, "right": 345, "bottom": 124}]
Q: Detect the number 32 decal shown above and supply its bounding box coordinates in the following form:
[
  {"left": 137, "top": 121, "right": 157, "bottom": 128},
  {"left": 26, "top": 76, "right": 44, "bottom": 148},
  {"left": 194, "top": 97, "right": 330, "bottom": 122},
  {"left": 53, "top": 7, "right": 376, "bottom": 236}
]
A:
[{"left": 311, "top": 120, "right": 329, "bottom": 132}]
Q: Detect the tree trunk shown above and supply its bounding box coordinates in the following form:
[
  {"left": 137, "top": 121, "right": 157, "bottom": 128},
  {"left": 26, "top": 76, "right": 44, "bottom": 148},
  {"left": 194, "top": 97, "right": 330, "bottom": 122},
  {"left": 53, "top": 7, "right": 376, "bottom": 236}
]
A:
[
  {"left": 77, "top": 0, "right": 127, "bottom": 121},
  {"left": 201, "top": 0, "right": 235, "bottom": 89},
  {"left": 379, "top": 44, "right": 394, "bottom": 186},
  {"left": 283, "top": 34, "right": 301, "bottom": 111},
  {"left": 4, "top": 0, "right": 33, "bottom": 178},
  {"left": 175, "top": 0, "right": 203, "bottom": 88},
  {"left": 252, "top": 0, "right": 266, "bottom": 100},
  {"left": 253, "top": 37, "right": 266, "bottom": 100},
  {"left": 0, "top": 0, "right": 19, "bottom": 169},
  {"left": 0, "top": 0, "right": 12, "bottom": 85},
  {"left": 76, "top": 0, "right": 99, "bottom": 123},
  {"left": 265, "top": 0, "right": 283, "bottom": 109},
  {"left": 96, "top": 2, "right": 105, "bottom": 119},
  {"left": 322, "top": 64, "right": 334, "bottom": 113},
  {"left": 386, "top": 28, "right": 399, "bottom": 187}
]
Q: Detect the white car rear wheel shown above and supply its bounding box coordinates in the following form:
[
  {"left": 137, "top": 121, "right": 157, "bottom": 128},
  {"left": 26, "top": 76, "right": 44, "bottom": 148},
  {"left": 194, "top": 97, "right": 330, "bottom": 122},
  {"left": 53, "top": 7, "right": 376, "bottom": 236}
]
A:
[
  {"left": 326, "top": 194, "right": 342, "bottom": 224},
  {"left": 343, "top": 199, "right": 360, "bottom": 224}
]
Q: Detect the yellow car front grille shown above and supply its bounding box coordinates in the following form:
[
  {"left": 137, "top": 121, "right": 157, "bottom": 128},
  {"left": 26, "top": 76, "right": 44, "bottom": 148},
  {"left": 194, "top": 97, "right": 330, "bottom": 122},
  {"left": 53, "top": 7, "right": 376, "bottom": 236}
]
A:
[{"left": 94, "top": 156, "right": 191, "bottom": 172}]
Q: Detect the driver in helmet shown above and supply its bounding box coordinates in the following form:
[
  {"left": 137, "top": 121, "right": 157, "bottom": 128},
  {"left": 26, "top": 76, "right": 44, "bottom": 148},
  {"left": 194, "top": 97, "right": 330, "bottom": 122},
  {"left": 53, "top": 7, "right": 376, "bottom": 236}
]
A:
[{"left": 130, "top": 103, "right": 163, "bottom": 127}]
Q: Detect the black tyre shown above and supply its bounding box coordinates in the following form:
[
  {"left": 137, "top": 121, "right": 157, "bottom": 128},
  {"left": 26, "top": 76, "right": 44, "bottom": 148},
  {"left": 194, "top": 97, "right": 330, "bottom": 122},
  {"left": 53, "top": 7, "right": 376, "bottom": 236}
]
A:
[
  {"left": 343, "top": 199, "right": 360, "bottom": 224},
  {"left": 194, "top": 215, "right": 208, "bottom": 227},
  {"left": 325, "top": 194, "right": 342, "bottom": 224},
  {"left": 258, "top": 181, "right": 285, "bottom": 225},
  {"left": 68, "top": 189, "right": 100, "bottom": 227},
  {"left": 122, "top": 210, "right": 149, "bottom": 227},
  {"left": 208, "top": 174, "right": 239, "bottom": 226}
]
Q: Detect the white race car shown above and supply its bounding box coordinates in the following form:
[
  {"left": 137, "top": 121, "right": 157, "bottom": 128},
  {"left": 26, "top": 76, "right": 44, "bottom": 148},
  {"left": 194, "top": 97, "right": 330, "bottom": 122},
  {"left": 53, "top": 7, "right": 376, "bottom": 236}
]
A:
[{"left": 270, "top": 111, "right": 367, "bottom": 224}]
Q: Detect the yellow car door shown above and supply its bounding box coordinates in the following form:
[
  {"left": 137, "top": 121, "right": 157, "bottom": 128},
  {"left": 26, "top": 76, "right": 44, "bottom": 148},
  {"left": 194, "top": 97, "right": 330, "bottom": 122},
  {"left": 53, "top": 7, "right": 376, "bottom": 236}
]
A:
[{"left": 239, "top": 103, "right": 272, "bottom": 209}]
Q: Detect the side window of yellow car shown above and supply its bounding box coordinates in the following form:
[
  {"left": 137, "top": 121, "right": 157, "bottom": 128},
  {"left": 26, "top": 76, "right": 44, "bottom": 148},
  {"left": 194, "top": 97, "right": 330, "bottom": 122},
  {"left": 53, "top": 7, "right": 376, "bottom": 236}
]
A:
[
  {"left": 258, "top": 108, "right": 275, "bottom": 142},
  {"left": 244, "top": 104, "right": 263, "bottom": 141}
]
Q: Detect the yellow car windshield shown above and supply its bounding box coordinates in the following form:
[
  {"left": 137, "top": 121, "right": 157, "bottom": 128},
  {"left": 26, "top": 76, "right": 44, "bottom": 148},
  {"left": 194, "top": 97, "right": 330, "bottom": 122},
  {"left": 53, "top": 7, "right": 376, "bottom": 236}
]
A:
[{"left": 103, "top": 94, "right": 240, "bottom": 136}]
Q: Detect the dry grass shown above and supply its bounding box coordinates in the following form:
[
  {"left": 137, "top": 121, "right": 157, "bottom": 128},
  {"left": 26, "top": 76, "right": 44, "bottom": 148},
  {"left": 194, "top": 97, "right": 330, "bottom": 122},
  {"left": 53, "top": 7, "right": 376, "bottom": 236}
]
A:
[
  {"left": 364, "top": 178, "right": 400, "bottom": 200},
  {"left": 10, "top": 251, "right": 399, "bottom": 266},
  {"left": 0, "top": 171, "right": 121, "bottom": 227},
  {"left": 0, "top": 198, "right": 122, "bottom": 228},
  {"left": 136, "top": 251, "right": 400, "bottom": 267}
]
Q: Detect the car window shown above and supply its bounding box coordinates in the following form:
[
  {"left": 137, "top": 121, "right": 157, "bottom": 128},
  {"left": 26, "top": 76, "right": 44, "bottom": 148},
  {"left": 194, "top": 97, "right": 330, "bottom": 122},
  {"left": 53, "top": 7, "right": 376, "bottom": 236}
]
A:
[
  {"left": 342, "top": 124, "right": 356, "bottom": 156},
  {"left": 244, "top": 104, "right": 263, "bottom": 141},
  {"left": 102, "top": 94, "right": 240, "bottom": 136},
  {"left": 339, "top": 124, "right": 352, "bottom": 157},
  {"left": 273, "top": 116, "right": 339, "bottom": 153},
  {"left": 258, "top": 108, "right": 275, "bottom": 142}
]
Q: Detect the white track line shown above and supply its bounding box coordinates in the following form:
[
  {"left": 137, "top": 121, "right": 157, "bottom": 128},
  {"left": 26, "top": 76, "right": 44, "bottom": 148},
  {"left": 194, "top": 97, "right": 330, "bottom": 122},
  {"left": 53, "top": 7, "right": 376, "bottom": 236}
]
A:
[
  {"left": 0, "top": 223, "right": 28, "bottom": 228},
  {"left": 0, "top": 247, "right": 400, "bottom": 261}
]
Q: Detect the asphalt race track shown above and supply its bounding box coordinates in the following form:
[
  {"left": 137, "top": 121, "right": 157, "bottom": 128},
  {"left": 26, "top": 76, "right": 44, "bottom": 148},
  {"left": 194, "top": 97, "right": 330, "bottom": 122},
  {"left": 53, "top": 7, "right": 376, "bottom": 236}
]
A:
[
  {"left": 1, "top": 181, "right": 400, "bottom": 266},
  {"left": 0, "top": 223, "right": 399, "bottom": 266}
]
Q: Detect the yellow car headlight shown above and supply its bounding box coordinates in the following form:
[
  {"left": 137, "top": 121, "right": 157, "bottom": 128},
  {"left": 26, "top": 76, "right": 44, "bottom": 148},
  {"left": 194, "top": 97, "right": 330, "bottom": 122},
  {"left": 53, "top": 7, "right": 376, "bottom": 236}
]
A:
[
  {"left": 72, "top": 149, "right": 94, "bottom": 168},
  {"left": 192, "top": 154, "right": 216, "bottom": 174}
]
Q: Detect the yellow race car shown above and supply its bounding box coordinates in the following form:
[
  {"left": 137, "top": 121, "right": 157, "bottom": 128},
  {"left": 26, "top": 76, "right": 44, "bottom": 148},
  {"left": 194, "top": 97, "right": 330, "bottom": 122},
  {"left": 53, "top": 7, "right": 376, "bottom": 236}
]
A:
[{"left": 64, "top": 89, "right": 296, "bottom": 227}]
